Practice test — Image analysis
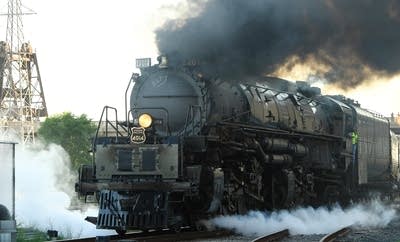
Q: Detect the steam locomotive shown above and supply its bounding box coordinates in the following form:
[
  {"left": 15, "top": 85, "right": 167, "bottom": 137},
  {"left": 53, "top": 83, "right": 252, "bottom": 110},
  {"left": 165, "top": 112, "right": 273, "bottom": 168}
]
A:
[{"left": 76, "top": 56, "right": 400, "bottom": 233}]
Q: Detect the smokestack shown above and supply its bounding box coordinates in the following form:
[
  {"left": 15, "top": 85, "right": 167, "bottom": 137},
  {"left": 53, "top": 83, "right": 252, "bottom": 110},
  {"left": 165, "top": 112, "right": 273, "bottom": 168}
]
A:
[{"left": 156, "top": 0, "right": 400, "bottom": 89}]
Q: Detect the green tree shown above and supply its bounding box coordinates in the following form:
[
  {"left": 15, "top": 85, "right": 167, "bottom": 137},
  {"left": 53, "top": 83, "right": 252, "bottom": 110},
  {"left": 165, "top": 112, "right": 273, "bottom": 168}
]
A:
[{"left": 38, "top": 112, "right": 96, "bottom": 169}]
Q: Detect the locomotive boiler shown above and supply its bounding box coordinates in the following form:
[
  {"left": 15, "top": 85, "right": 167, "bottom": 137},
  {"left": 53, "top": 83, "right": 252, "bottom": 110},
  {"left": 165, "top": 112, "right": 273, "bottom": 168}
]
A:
[{"left": 76, "top": 56, "right": 400, "bottom": 233}]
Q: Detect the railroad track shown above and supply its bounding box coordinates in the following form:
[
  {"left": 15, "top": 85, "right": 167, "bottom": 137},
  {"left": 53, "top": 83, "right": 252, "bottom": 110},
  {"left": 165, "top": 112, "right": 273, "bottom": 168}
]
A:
[
  {"left": 251, "top": 229, "right": 290, "bottom": 242},
  {"left": 249, "top": 226, "right": 352, "bottom": 242},
  {"left": 53, "top": 229, "right": 232, "bottom": 242},
  {"left": 319, "top": 226, "right": 352, "bottom": 242},
  {"left": 52, "top": 224, "right": 352, "bottom": 242}
]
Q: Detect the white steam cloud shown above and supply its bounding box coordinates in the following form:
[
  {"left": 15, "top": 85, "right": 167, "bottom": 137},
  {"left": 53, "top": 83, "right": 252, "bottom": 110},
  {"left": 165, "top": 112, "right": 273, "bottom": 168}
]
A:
[
  {"left": 14, "top": 142, "right": 112, "bottom": 238},
  {"left": 211, "top": 201, "right": 397, "bottom": 237}
]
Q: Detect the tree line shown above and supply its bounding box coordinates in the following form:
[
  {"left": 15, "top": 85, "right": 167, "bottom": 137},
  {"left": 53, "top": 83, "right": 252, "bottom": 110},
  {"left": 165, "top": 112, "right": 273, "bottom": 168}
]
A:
[{"left": 38, "top": 112, "right": 96, "bottom": 170}]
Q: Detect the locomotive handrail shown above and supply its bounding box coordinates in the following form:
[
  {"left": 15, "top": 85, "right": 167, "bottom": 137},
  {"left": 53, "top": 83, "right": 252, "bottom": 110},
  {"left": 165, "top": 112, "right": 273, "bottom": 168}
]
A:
[
  {"left": 93, "top": 106, "right": 126, "bottom": 148},
  {"left": 125, "top": 73, "right": 139, "bottom": 124},
  {"left": 91, "top": 106, "right": 127, "bottom": 176},
  {"left": 218, "top": 121, "right": 343, "bottom": 141},
  {"left": 220, "top": 110, "right": 251, "bottom": 122},
  {"left": 365, "top": 108, "right": 388, "bottom": 119}
]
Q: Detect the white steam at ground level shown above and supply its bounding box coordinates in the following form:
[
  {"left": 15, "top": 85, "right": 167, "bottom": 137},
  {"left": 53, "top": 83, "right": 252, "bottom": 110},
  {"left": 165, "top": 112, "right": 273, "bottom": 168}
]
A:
[
  {"left": 210, "top": 200, "right": 397, "bottom": 237},
  {"left": 14, "top": 142, "right": 112, "bottom": 238}
]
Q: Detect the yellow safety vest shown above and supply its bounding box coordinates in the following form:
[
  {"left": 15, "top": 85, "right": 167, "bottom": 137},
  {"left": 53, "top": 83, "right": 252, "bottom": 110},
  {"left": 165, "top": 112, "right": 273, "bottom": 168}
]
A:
[{"left": 351, "top": 132, "right": 358, "bottom": 144}]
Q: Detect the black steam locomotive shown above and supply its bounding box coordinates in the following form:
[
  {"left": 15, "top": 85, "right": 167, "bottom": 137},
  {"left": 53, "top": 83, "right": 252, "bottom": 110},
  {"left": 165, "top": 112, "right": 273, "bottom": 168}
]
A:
[{"left": 76, "top": 56, "right": 400, "bottom": 233}]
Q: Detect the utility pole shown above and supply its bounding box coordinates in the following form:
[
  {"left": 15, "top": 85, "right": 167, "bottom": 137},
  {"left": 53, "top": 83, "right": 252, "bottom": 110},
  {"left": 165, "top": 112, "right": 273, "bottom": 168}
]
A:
[{"left": 0, "top": 0, "right": 47, "bottom": 143}]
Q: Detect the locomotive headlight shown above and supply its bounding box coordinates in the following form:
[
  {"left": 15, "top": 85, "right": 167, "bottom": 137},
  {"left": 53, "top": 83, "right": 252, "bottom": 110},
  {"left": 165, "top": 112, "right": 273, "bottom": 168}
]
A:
[{"left": 138, "top": 113, "right": 153, "bottom": 128}]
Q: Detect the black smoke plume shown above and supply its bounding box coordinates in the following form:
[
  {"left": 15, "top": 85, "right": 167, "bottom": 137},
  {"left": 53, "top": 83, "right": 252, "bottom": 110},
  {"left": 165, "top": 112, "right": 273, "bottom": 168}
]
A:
[{"left": 156, "top": 0, "right": 400, "bottom": 89}]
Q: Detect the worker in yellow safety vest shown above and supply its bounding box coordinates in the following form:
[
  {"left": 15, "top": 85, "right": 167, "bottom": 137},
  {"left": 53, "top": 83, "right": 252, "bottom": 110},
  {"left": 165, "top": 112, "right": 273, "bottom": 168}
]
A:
[{"left": 351, "top": 129, "right": 358, "bottom": 163}]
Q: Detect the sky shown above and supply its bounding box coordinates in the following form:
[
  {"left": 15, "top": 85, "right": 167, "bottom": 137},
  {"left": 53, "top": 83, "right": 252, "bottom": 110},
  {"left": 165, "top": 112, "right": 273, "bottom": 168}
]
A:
[
  {"left": 0, "top": 0, "right": 188, "bottom": 120},
  {"left": 0, "top": 0, "right": 399, "bottom": 120}
]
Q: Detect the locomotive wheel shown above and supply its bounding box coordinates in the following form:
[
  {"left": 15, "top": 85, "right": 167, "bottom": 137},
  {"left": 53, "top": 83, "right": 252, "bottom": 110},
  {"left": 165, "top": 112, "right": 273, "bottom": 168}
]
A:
[
  {"left": 274, "top": 186, "right": 287, "bottom": 208},
  {"left": 115, "top": 229, "right": 127, "bottom": 236},
  {"left": 264, "top": 173, "right": 287, "bottom": 209},
  {"left": 223, "top": 194, "right": 248, "bottom": 214},
  {"left": 172, "top": 222, "right": 183, "bottom": 233},
  {"left": 323, "top": 185, "right": 339, "bottom": 205},
  {"left": 195, "top": 221, "right": 208, "bottom": 231},
  {"left": 237, "top": 196, "right": 248, "bottom": 214}
]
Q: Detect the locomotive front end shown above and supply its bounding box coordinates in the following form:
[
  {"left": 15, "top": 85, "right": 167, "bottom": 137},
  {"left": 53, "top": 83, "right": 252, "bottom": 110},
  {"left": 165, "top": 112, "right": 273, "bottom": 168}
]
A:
[
  {"left": 93, "top": 118, "right": 185, "bottom": 232},
  {"left": 76, "top": 57, "right": 204, "bottom": 233}
]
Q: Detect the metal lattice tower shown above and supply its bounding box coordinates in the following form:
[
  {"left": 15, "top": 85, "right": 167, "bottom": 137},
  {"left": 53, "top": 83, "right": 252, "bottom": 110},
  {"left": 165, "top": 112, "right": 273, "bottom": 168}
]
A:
[{"left": 0, "top": 0, "right": 47, "bottom": 143}]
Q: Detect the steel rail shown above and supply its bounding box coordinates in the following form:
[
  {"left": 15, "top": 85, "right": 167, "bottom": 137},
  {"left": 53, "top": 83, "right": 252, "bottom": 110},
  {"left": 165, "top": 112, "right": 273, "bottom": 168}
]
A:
[
  {"left": 251, "top": 229, "right": 290, "bottom": 242},
  {"left": 319, "top": 226, "right": 351, "bottom": 242},
  {"left": 53, "top": 229, "right": 232, "bottom": 242},
  {"left": 122, "top": 229, "right": 232, "bottom": 242}
]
